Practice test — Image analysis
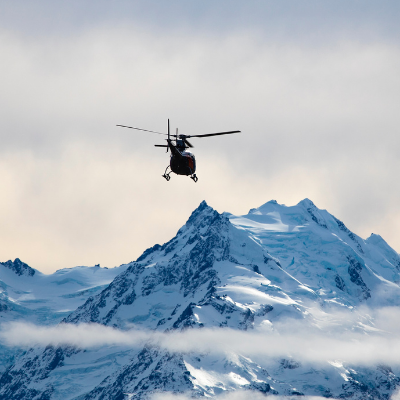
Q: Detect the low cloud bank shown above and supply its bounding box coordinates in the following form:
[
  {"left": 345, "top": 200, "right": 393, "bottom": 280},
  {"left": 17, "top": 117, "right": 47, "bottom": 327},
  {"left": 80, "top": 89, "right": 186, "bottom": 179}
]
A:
[
  {"left": 3, "top": 311, "right": 400, "bottom": 366},
  {"left": 150, "top": 391, "right": 340, "bottom": 400},
  {"left": 0, "top": 322, "right": 149, "bottom": 349},
  {"left": 151, "top": 389, "right": 400, "bottom": 400},
  {"left": 151, "top": 393, "right": 333, "bottom": 400}
]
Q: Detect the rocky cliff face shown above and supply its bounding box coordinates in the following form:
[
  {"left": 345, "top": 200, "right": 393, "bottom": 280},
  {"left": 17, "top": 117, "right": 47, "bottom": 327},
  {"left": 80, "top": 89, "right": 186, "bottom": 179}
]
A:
[
  {"left": 1, "top": 200, "right": 400, "bottom": 399},
  {"left": 0, "top": 258, "right": 35, "bottom": 277}
]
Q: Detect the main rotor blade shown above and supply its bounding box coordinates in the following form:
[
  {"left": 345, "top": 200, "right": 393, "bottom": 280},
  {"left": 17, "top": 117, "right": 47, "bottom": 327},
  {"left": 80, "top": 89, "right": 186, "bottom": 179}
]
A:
[
  {"left": 154, "top": 145, "right": 169, "bottom": 147},
  {"left": 185, "top": 130, "right": 240, "bottom": 138},
  {"left": 116, "top": 125, "right": 167, "bottom": 135},
  {"left": 183, "top": 138, "right": 194, "bottom": 148}
]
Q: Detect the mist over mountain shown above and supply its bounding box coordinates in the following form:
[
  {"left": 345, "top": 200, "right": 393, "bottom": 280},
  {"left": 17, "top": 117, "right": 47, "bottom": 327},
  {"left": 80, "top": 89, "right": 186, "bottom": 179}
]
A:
[{"left": 1, "top": 199, "right": 400, "bottom": 399}]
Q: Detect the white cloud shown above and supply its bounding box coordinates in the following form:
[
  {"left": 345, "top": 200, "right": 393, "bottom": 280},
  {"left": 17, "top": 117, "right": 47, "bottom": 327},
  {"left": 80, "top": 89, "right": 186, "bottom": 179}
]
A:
[
  {"left": 0, "top": 18, "right": 400, "bottom": 271},
  {"left": 151, "top": 391, "right": 334, "bottom": 400}
]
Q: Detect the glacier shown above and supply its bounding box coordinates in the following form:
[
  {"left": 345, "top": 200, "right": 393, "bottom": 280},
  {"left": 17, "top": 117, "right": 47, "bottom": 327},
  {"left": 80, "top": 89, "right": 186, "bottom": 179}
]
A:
[{"left": 1, "top": 199, "right": 400, "bottom": 399}]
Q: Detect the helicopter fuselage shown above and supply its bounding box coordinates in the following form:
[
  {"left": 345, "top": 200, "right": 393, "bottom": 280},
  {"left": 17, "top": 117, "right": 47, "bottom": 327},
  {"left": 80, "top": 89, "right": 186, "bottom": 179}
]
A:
[{"left": 168, "top": 139, "right": 196, "bottom": 176}]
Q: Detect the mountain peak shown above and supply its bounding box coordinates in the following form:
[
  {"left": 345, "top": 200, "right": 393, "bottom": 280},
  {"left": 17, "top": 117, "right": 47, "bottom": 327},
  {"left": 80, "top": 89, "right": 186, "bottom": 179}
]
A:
[
  {"left": 297, "top": 198, "right": 317, "bottom": 209},
  {"left": 184, "top": 200, "right": 217, "bottom": 228},
  {"left": 366, "top": 233, "right": 400, "bottom": 261},
  {"left": 367, "top": 233, "right": 383, "bottom": 242},
  {"left": 198, "top": 199, "right": 208, "bottom": 208},
  {"left": 0, "top": 258, "right": 36, "bottom": 277}
]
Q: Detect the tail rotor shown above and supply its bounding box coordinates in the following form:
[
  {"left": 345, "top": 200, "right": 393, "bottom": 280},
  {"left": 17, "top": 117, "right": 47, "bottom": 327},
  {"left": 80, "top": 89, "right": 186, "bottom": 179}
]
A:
[{"left": 167, "top": 119, "right": 170, "bottom": 153}]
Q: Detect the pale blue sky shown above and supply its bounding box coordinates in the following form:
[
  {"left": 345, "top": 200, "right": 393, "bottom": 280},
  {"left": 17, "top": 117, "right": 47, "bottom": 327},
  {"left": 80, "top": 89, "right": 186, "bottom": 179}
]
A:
[{"left": 0, "top": 1, "right": 399, "bottom": 43}]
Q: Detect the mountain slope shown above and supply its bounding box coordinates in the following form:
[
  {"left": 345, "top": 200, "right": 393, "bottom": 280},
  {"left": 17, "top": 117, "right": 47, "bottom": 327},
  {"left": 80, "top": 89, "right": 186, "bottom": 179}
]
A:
[
  {"left": 1, "top": 200, "right": 400, "bottom": 399},
  {"left": 229, "top": 198, "right": 400, "bottom": 306}
]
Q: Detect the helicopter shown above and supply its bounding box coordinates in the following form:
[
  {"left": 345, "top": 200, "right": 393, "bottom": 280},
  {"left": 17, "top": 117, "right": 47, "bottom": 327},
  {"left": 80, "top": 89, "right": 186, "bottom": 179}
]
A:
[{"left": 117, "top": 119, "right": 240, "bottom": 182}]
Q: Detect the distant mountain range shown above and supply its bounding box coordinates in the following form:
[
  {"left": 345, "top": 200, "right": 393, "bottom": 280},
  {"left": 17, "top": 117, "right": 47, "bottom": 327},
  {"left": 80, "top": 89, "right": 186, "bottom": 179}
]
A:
[
  {"left": 1, "top": 199, "right": 400, "bottom": 399},
  {"left": 0, "top": 258, "right": 127, "bottom": 372}
]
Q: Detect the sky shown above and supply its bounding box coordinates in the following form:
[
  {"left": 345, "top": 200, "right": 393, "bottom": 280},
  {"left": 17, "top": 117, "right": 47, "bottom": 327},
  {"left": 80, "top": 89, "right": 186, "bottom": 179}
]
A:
[{"left": 0, "top": 1, "right": 399, "bottom": 273}]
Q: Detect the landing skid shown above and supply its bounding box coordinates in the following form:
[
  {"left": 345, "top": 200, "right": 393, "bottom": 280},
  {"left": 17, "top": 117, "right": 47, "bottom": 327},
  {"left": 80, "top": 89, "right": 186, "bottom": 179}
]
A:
[
  {"left": 161, "top": 167, "right": 198, "bottom": 182},
  {"left": 162, "top": 166, "right": 171, "bottom": 181}
]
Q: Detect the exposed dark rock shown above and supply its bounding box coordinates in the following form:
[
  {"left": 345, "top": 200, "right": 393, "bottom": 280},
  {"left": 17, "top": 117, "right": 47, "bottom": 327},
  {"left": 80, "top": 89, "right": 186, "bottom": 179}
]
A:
[
  {"left": 304, "top": 202, "right": 328, "bottom": 229},
  {"left": 252, "top": 264, "right": 261, "bottom": 274},
  {"left": 0, "top": 258, "right": 35, "bottom": 277},
  {"left": 136, "top": 244, "right": 162, "bottom": 262},
  {"left": 172, "top": 303, "right": 196, "bottom": 329},
  {"left": 239, "top": 308, "right": 255, "bottom": 330},
  {"left": 347, "top": 256, "right": 371, "bottom": 300},
  {"left": 335, "top": 274, "right": 346, "bottom": 291},
  {"left": 281, "top": 359, "right": 301, "bottom": 370},
  {"left": 256, "top": 304, "right": 274, "bottom": 316},
  {"left": 334, "top": 217, "right": 364, "bottom": 254}
]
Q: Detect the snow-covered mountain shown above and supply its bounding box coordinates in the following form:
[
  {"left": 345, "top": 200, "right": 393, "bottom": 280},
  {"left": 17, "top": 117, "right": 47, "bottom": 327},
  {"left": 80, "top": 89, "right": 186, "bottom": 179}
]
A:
[
  {"left": 1, "top": 199, "right": 400, "bottom": 399},
  {"left": 0, "top": 259, "right": 128, "bottom": 371}
]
